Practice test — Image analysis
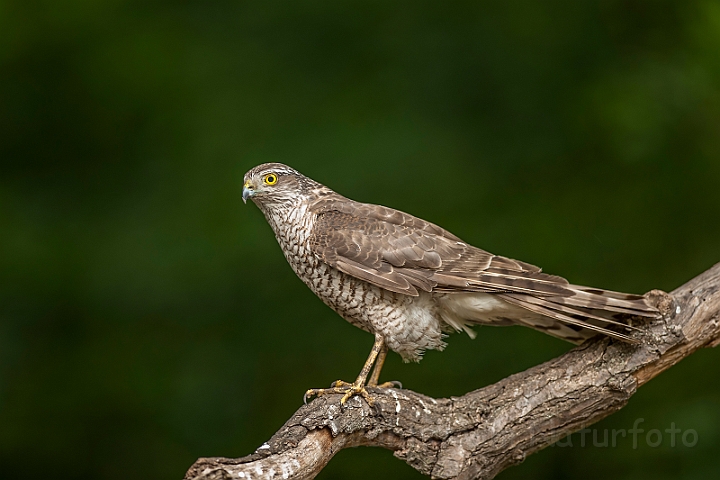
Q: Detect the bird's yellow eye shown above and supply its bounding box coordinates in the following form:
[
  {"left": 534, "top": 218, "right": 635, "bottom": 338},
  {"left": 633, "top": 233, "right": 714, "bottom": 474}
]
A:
[{"left": 264, "top": 173, "right": 278, "bottom": 185}]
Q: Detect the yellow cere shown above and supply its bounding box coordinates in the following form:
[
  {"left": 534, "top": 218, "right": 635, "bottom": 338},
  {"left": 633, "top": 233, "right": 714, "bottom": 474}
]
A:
[{"left": 264, "top": 173, "right": 278, "bottom": 185}]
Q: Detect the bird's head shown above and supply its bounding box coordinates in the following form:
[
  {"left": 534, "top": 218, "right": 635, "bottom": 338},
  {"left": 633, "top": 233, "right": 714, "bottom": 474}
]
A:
[{"left": 242, "top": 163, "right": 319, "bottom": 208}]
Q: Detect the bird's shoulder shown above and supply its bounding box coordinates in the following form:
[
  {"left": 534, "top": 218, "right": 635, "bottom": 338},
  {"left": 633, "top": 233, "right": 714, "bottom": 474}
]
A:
[{"left": 308, "top": 195, "right": 461, "bottom": 240}]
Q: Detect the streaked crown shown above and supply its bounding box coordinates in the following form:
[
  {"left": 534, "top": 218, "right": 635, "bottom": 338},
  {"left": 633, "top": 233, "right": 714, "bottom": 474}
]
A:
[{"left": 242, "top": 163, "right": 321, "bottom": 207}]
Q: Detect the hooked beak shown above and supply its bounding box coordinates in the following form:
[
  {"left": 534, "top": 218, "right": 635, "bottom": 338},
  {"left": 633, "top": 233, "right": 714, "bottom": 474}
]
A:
[{"left": 242, "top": 180, "right": 254, "bottom": 204}]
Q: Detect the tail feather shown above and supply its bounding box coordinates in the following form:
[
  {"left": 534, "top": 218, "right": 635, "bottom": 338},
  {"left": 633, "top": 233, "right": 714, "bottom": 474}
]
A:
[
  {"left": 438, "top": 274, "right": 660, "bottom": 344},
  {"left": 439, "top": 285, "right": 659, "bottom": 345},
  {"left": 502, "top": 293, "right": 643, "bottom": 331},
  {"left": 562, "top": 285, "right": 659, "bottom": 316},
  {"left": 497, "top": 284, "right": 658, "bottom": 344},
  {"left": 499, "top": 294, "right": 639, "bottom": 344}
]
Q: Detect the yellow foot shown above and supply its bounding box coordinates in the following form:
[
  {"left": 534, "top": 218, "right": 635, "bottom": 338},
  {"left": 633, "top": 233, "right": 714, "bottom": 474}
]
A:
[
  {"left": 303, "top": 380, "right": 403, "bottom": 406},
  {"left": 303, "top": 380, "right": 374, "bottom": 406}
]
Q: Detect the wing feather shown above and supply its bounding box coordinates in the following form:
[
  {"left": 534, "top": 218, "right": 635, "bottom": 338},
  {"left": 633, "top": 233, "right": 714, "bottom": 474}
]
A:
[
  {"left": 308, "top": 198, "right": 577, "bottom": 298},
  {"left": 334, "top": 257, "right": 419, "bottom": 296}
]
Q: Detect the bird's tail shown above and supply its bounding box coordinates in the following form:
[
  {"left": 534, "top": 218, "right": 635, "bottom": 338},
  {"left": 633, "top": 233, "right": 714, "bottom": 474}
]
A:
[
  {"left": 439, "top": 286, "right": 659, "bottom": 344},
  {"left": 498, "top": 285, "right": 659, "bottom": 343}
]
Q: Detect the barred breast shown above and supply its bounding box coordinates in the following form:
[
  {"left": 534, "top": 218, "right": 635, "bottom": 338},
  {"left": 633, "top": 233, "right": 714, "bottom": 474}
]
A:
[{"left": 262, "top": 202, "right": 446, "bottom": 361}]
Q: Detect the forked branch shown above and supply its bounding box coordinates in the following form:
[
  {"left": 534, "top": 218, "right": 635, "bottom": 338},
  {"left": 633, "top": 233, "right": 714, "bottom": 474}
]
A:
[{"left": 185, "top": 263, "right": 720, "bottom": 480}]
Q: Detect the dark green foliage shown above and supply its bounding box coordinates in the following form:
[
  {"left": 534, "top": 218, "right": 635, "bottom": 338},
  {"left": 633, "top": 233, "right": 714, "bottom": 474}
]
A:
[{"left": 0, "top": 1, "right": 718, "bottom": 479}]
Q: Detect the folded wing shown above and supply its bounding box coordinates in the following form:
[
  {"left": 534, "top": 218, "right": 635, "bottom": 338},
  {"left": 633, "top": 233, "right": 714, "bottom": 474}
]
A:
[{"left": 308, "top": 198, "right": 658, "bottom": 343}]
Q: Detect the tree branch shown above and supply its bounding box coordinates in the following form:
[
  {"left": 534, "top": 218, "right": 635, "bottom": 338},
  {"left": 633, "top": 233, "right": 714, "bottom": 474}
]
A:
[{"left": 185, "top": 263, "right": 720, "bottom": 480}]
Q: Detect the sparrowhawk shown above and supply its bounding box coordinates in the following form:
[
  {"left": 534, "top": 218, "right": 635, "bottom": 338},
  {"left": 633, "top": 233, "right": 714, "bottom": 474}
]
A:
[{"left": 242, "top": 163, "right": 658, "bottom": 405}]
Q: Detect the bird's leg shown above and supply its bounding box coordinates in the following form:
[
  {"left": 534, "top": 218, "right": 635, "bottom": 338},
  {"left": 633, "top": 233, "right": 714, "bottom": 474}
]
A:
[
  {"left": 366, "top": 342, "right": 401, "bottom": 388},
  {"left": 366, "top": 342, "right": 387, "bottom": 387},
  {"left": 304, "top": 333, "right": 386, "bottom": 406}
]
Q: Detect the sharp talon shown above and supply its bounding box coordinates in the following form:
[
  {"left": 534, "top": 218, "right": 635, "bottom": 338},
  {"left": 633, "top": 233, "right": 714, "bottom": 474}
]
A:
[
  {"left": 374, "top": 380, "right": 402, "bottom": 389},
  {"left": 306, "top": 381, "right": 374, "bottom": 407}
]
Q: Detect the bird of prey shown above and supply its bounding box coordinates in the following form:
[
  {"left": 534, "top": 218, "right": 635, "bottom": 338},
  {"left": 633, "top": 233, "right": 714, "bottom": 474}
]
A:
[{"left": 242, "top": 163, "right": 658, "bottom": 405}]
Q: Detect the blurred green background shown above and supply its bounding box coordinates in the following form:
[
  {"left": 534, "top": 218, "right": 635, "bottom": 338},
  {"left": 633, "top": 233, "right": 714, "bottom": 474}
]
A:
[{"left": 1, "top": 1, "right": 719, "bottom": 479}]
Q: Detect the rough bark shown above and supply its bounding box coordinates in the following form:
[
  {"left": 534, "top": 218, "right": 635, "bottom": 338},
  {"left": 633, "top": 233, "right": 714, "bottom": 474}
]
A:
[{"left": 185, "top": 263, "right": 720, "bottom": 480}]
